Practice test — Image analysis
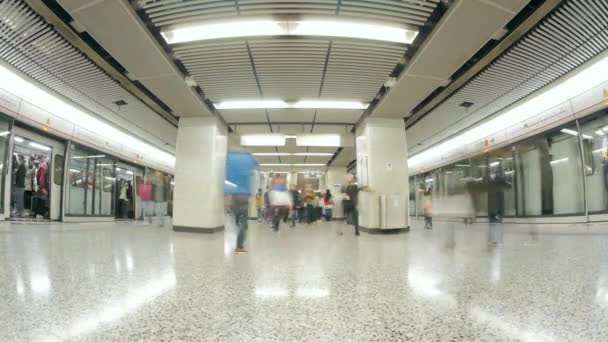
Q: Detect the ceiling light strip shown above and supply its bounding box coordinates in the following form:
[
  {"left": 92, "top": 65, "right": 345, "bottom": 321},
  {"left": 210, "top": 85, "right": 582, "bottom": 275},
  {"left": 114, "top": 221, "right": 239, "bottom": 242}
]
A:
[
  {"left": 215, "top": 100, "right": 368, "bottom": 110},
  {"left": 162, "top": 19, "right": 418, "bottom": 45}
]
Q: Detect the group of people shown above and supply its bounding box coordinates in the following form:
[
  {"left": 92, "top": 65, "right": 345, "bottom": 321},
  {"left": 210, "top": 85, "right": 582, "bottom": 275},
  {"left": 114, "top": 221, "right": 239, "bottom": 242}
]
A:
[
  {"left": 224, "top": 150, "right": 362, "bottom": 254},
  {"left": 255, "top": 184, "right": 334, "bottom": 230},
  {"left": 12, "top": 153, "right": 50, "bottom": 218}
]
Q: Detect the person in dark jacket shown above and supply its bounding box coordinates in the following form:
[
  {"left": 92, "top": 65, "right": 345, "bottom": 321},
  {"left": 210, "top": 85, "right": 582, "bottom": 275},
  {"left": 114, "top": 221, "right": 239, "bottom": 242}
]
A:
[
  {"left": 14, "top": 155, "right": 27, "bottom": 217},
  {"left": 343, "top": 174, "right": 360, "bottom": 236},
  {"left": 289, "top": 184, "right": 301, "bottom": 227}
]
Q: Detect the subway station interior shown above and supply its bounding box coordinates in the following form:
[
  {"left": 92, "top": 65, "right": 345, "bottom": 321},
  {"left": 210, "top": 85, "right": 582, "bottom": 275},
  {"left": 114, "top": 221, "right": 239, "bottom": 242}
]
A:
[{"left": 2, "top": 0, "right": 608, "bottom": 341}]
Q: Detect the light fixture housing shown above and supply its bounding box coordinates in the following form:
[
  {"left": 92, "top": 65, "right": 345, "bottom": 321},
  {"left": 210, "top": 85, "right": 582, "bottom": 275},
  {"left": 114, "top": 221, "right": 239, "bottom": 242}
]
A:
[
  {"left": 253, "top": 152, "right": 334, "bottom": 156},
  {"left": 161, "top": 18, "right": 418, "bottom": 45},
  {"left": 241, "top": 134, "right": 286, "bottom": 146},
  {"left": 293, "top": 100, "right": 367, "bottom": 109},
  {"left": 215, "top": 100, "right": 288, "bottom": 109},
  {"left": 215, "top": 99, "right": 367, "bottom": 110},
  {"left": 260, "top": 163, "right": 327, "bottom": 167},
  {"left": 296, "top": 134, "right": 341, "bottom": 147}
]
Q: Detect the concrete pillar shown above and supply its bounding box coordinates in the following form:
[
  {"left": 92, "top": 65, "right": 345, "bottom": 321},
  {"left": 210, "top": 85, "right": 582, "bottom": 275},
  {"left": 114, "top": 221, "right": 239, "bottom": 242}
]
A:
[
  {"left": 356, "top": 118, "right": 409, "bottom": 232},
  {"left": 173, "top": 117, "right": 227, "bottom": 233},
  {"left": 326, "top": 167, "right": 346, "bottom": 219}
]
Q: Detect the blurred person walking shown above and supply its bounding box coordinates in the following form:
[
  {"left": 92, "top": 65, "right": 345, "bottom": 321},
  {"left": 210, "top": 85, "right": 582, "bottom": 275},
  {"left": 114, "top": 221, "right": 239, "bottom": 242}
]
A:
[
  {"left": 225, "top": 150, "right": 259, "bottom": 253},
  {"left": 423, "top": 187, "right": 433, "bottom": 229},
  {"left": 255, "top": 188, "right": 263, "bottom": 222},
  {"left": 343, "top": 174, "right": 360, "bottom": 236},
  {"left": 303, "top": 185, "right": 316, "bottom": 224},
  {"left": 264, "top": 185, "right": 272, "bottom": 224},
  {"left": 270, "top": 174, "right": 292, "bottom": 231},
  {"left": 289, "top": 184, "right": 301, "bottom": 227},
  {"left": 324, "top": 189, "right": 333, "bottom": 221}
]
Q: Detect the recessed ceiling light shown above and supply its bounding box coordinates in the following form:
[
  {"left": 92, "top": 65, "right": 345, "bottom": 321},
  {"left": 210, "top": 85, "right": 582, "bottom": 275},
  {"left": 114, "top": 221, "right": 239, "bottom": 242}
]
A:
[
  {"left": 216, "top": 99, "right": 367, "bottom": 110},
  {"left": 296, "top": 134, "right": 341, "bottom": 147},
  {"left": 161, "top": 19, "right": 418, "bottom": 45},
  {"left": 253, "top": 152, "right": 334, "bottom": 156},
  {"left": 293, "top": 100, "right": 367, "bottom": 109},
  {"left": 215, "top": 100, "right": 288, "bottom": 109},
  {"left": 260, "top": 163, "right": 327, "bottom": 167},
  {"left": 241, "top": 134, "right": 286, "bottom": 146},
  {"left": 252, "top": 153, "right": 291, "bottom": 156}
]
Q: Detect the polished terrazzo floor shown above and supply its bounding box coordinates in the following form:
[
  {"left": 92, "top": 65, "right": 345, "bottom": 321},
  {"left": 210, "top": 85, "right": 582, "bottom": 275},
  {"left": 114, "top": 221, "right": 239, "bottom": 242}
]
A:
[{"left": 2, "top": 218, "right": 608, "bottom": 341}]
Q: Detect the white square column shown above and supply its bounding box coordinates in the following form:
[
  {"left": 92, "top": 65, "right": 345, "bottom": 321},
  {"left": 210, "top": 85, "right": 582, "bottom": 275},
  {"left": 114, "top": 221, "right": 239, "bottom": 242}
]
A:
[
  {"left": 356, "top": 118, "right": 409, "bottom": 232},
  {"left": 173, "top": 117, "right": 227, "bottom": 233}
]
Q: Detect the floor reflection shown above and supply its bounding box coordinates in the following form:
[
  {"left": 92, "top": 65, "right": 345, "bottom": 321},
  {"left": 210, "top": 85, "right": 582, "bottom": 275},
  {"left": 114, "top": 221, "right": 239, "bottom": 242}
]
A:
[{"left": 2, "top": 220, "right": 608, "bottom": 341}]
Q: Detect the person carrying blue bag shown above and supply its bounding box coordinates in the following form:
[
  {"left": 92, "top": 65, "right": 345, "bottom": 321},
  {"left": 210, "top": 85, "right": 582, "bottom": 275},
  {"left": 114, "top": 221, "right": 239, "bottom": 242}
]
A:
[{"left": 225, "top": 150, "right": 259, "bottom": 253}]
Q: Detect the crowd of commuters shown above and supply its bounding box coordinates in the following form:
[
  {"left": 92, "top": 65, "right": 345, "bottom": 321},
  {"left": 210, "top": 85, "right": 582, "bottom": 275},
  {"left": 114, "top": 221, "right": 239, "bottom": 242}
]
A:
[
  {"left": 261, "top": 180, "right": 334, "bottom": 230},
  {"left": 224, "top": 150, "right": 361, "bottom": 254}
]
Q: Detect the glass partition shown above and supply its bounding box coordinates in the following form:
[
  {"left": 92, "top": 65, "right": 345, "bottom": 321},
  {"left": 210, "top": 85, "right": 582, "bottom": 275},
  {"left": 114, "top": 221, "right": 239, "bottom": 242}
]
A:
[
  {"left": 410, "top": 120, "right": 586, "bottom": 219},
  {"left": 66, "top": 143, "right": 115, "bottom": 216}
]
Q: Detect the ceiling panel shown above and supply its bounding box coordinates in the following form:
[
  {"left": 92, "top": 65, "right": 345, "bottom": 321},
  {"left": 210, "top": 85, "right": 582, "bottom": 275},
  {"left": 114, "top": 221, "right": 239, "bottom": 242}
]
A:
[
  {"left": 138, "top": 0, "right": 439, "bottom": 28},
  {"left": 220, "top": 109, "right": 267, "bottom": 123},
  {"left": 172, "top": 40, "right": 259, "bottom": 101},
  {"left": 321, "top": 40, "right": 406, "bottom": 100},
  {"left": 267, "top": 108, "right": 315, "bottom": 123},
  {"left": 250, "top": 39, "right": 328, "bottom": 99},
  {"left": 137, "top": 1, "right": 436, "bottom": 127},
  {"left": 315, "top": 109, "right": 363, "bottom": 123}
]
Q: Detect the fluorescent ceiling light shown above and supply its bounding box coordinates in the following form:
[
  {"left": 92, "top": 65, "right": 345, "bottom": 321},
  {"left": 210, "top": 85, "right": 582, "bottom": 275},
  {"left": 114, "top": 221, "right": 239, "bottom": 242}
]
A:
[
  {"left": 292, "top": 100, "right": 368, "bottom": 109},
  {"left": 489, "top": 161, "right": 500, "bottom": 167},
  {"left": 293, "top": 153, "right": 334, "bottom": 156},
  {"left": 162, "top": 19, "right": 417, "bottom": 45},
  {"left": 253, "top": 152, "right": 334, "bottom": 156},
  {"left": 215, "top": 100, "right": 288, "bottom": 109},
  {"left": 69, "top": 169, "right": 81, "bottom": 173},
  {"left": 241, "top": 134, "right": 286, "bottom": 146},
  {"left": 215, "top": 99, "right": 367, "bottom": 110},
  {"left": 29, "top": 142, "right": 50, "bottom": 151},
  {"left": 260, "top": 163, "right": 326, "bottom": 167},
  {"left": 252, "top": 153, "right": 291, "bottom": 156},
  {"left": 14, "top": 136, "right": 23, "bottom": 143},
  {"left": 296, "top": 134, "right": 340, "bottom": 147},
  {"left": 0, "top": 131, "right": 9, "bottom": 136},
  {"left": 126, "top": 170, "right": 134, "bottom": 175},
  {"left": 561, "top": 128, "right": 579, "bottom": 136}
]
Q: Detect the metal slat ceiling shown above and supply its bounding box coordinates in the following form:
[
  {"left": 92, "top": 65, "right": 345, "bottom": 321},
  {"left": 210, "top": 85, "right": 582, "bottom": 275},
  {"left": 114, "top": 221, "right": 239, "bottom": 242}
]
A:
[
  {"left": 0, "top": 0, "right": 177, "bottom": 151},
  {"left": 174, "top": 36, "right": 406, "bottom": 108},
  {"left": 408, "top": 0, "right": 608, "bottom": 152},
  {"left": 137, "top": 0, "right": 435, "bottom": 127},
  {"left": 138, "top": 0, "right": 439, "bottom": 28},
  {"left": 250, "top": 39, "right": 329, "bottom": 99},
  {"left": 322, "top": 40, "right": 405, "bottom": 99}
]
